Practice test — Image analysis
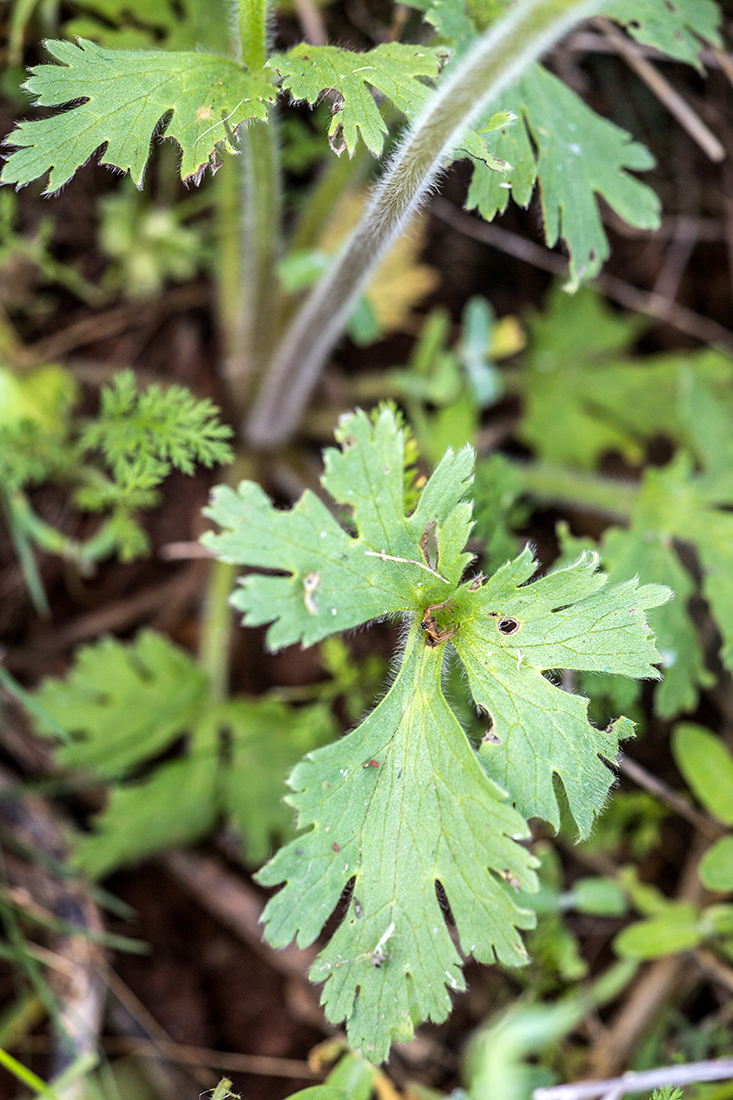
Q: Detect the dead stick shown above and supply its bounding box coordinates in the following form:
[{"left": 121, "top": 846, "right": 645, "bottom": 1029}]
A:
[
  {"left": 534, "top": 1057, "right": 733, "bottom": 1100},
  {"left": 616, "top": 754, "right": 725, "bottom": 842},
  {"left": 595, "top": 17, "right": 725, "bottom": 162},
  {"left": 586, "top": 841, "right": 707, "bottom": 1078},
  {"left": 431, "top": 200, "right": 733, "bottom": 353},
  {"left": 162, "top": 850, "right": 319, "bottom": 987}
]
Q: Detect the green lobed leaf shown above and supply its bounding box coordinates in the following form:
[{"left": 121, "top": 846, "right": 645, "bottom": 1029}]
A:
[
  {"left": 454, "top": 548, "right": 669, "bottom": 835},
  {"left": 267, "top": 43, "right": 443, "bottom": 156},
  {"left": 33, "top": 631, "right": 333, "bottom": 875},
  {"left": 205, "top": 406, "right": 673, "bottom": 1058},
  {"left": 466, "top": 65, "right": 660, "bottom": 289},
  {"left": 74, "top": 750, "right": 220, "bottom": 877},
  {"left": 672, "top": 723, "right": 733, "bottom": 827},
  {"left": 1, "top": 38, "right": 275, "bottom": 192},
  {"left": 223, "top": 698, "right": 338, "bottom": 865},
  {"left": 258, "top": 626, "right": 538, "bottom": 1062},
  {"left": 35, "top": 630, "right": 210, "bottom": 776},
  {"left": 517, "top": 287, "right": 733, "bottom": 470},
  {"left": 523, "top": 294, "right": 733, "bottom": 716},
  {"left": 202, "top": 407, "right": 475, "bottom": 650},
  {"left": 600, "top": 525, "right": 712, "bottom": 720},
  {"left": 605, "top": 0, "right": 722, "bottom": 67},
  {"left": 559, "top": 460, "right": 727, "bottom": 721}
]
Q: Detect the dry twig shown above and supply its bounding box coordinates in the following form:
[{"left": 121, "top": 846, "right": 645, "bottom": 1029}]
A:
[
  {"left": 533, "top": 1056, "right": 733, "bottom": 1100},
  {"left": 594, "top": 17, "right": 726, "bottom": 162},
  {"left": 431, "top": 199, "right": 733, "bottom": 353},
  {"left": 585, "top": 841, "right": 708, "bottom": 1077}
]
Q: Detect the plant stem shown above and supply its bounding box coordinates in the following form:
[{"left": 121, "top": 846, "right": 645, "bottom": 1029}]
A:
[
  {"left": 514, "top": 462, "right": 637, "bottom": 521},
  {"left": 198, "top": 0, "right": 278, "bottom": 700},
  {"left": 238, "top": 0, "right": 268, "bottom": 70},
  {"left": 533, "top": 1058, "right": 733, "bottom": 1100},
  {"left": 198, "top": 558, "right": 238, "bottom": 702},
  {"left": 246, "top": 0, "right": 603, "bottom": 449},
  {"left": 218, "top": 0, "right": 282, "bottom": 410},
  {"left": 239, "top": 119, "right": 281, "bottom": 391}
]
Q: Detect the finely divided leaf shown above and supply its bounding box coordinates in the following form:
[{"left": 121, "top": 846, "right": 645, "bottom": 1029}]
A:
[
  {"left": 466, "top": 65, "right": 660, "bottom": 288},
  {"left": 268, "top": 43, "right": 442, "bottom": 155},
  {"left": 258, "top": 628, "right": 537, "bottom": 1062},
  {"left": 202, "top": 407, "right": 475, "bottom": 649},
  {"left": 453, "top": 548, "right": 669, "bottom": 834},
  {"left": 1, "top": 38, "right": 275, "bottom": 192}
]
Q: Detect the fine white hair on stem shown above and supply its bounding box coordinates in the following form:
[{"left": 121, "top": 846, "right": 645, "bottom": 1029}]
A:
[{"left": 246, "top": 0, "right": 602, "bottom": 449}]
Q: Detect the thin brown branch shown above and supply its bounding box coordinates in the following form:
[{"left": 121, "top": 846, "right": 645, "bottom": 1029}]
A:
[
  {"left": 710, "top": 44, "right": 733, "bottom": 89},
  {"left": 162, "top": 850, "right": 320, "bottom": 988},
  {"left": 585, "top": 840, "right": 708, "bottom": 1078},
  {"left": 19, "top": 285, "right": 209, "bottom": 365},
  {"left": 293, "top": 0, "right": 328, "bottom": 44},
  {"left": 533, "top": 1057, "right": 733, "bottom": 1100},
  {"left": 565, "top": 29, "right": 733, "bottom": 74},
  {"left": 431, "top": 199, "right": 733, "bottom": 353},
  {"left": 692, "top": 947, "right": 733, "bottom": 995},
  {"left": 594, "top": 17, "right": 726, "bottom": 162},
  {"left": 651, "top": 215, "right": 700, "bottom": 301},
  {"left": 616, "top": 754, "right": 726, "bottom": 842},
  {"left": 101, "top": 1037, "right": 318, "bottom": 1080},
  {"left": 3, "top": 564, "right": 203, "bottom": 670},
  {"left": 100, "top": 962, "right": 216, "bottom": 1091}
]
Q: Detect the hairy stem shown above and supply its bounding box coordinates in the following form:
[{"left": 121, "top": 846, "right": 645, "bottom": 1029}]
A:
[
  {"left": 198, "top": 0, "right": 278, "bottom": 701},
  {"left": 198, "top": 558, "right": 238, "bottom": 702},
  {"left": 246, "top": 0, "right": 602, "bottom": 448},
  {"left": 239, "top": 119, "right": 282, "bottom": 392},
  {"left": 219, "top": 0, "right": 282, "bottom": 409},
  {"left": 238, "top": 0, "right": 268, "bottom": 70}
]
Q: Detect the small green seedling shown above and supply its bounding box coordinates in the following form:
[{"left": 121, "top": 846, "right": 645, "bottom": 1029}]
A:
[{"left": 204, "top": 406, "right": 671, "bottom": 1061}]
